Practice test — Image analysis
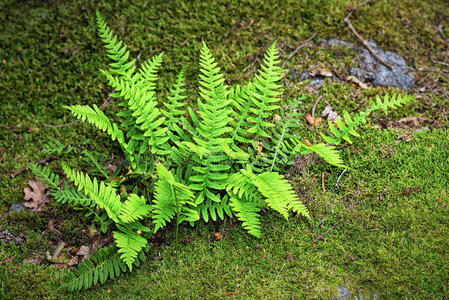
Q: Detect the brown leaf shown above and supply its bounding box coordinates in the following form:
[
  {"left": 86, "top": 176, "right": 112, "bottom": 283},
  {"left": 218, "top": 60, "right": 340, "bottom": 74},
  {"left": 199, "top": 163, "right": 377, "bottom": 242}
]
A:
[
  {"left": 303, "top": 140, "right": 313, "bottom": 147},
  {"left": 305, "top": 114, "right": 315, "bottom": 125},
  {"left": 286, "top": 253, "right": 293, "bottom": 262},
  {"left": 321, "top": 104, "right": 340, "bottom": 123},
  {"left": 310, "top": 69, "right": 333, "bottom": 77},
  {"left": 76, "top": 245, "right": 92, "bottom": 259},
  {"left": 23, "top": 179, "right": 48, "bottom": 211},
  {"left": 214, "top": 232, "right": 223, "bottom": 241},
  {"left": 347, "top": 75, "right": 368, "bottom": 89}
]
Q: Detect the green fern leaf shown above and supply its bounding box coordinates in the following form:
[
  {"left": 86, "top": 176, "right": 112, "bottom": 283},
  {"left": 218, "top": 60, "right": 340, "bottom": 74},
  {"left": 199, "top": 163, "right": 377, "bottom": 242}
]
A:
[
  {"left": 119, "top": 194, "right": 152, "bottom": 224},
  {"left": 113, "top": 225, "right": 148, "bottom": 271},
  {"left": 229, "top": 196, "right": 262, "bottom": 238}
]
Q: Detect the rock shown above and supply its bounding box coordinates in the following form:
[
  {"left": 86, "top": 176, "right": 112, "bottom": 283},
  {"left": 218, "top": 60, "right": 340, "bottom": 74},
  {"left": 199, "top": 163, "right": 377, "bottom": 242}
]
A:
[
  {"left": 9, "top": 202, "right": 25, "bottom": 213},
  {"left": 350, "top": 41, "right": 415, "bottom": 90}
]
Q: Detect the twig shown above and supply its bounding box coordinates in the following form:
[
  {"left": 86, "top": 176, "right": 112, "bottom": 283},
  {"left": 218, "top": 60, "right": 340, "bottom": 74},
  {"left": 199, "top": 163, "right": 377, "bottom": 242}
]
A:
[
  {"left": 344, "top": 0, "right": 393, "bottom": 70},
  {"left": 10, "top": 156, "right": 56, "bottom": 178},
  {"left": 432, "top": 60, "right": 449, "bottom": 67},
  {"left": 330, "top": 168, "right": 347, "bottom": 205},
  {"left": 379, "top": 188, "right": 388, "bottom": 201},
  {"left": 44, "top": 53, "right": 142, "bottom": 128},
  {"left": 282, "top": 33, "right": 316, "bottom": 68},
  {"left": 243, "top": 57, "right": 261, "bottom": 73},
  {"left": 270, "top": 261, "right": 287, "bottom": 288},
  {"left": 350, "top": 101, "right": 366, "bottom": 113},
  {"left": 321, "top": 172, "right": 326, "bottom": 193},
  {"left": 312, "top": 224, "right": 337, "bottom": 244},
  {"left": 313, "top": 168, "right": 347, "bottom": 233},
  {"left": 437, "top": 25, "right": 446, "bottom": 40},
  {"left": 311, "top": 95, "right": 323, "bottom": 119}
]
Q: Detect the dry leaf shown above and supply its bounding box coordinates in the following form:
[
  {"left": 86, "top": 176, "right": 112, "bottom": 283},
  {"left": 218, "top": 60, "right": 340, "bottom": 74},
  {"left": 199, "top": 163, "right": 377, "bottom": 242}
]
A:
[
  {"left": 273, "top": 114, "right": 282, "bottom": 122},
  {"left": 305, "top": 114, "right": 315, "bottom": 125},
  {"left": 23, "top": 179, "right": 48, "bottom": 211},
  {"left": 347, "top": 75, "right": 368, "bottom": 89},
  {"left": 214, "top": 232, "right": 223, "bottom": 241},
  {"left": 303, "top": 140, "right": 313, "bottom": 147},
  {"left": 286, "top": 253, "right": 293, "bottom": 262},
  {"left": 314, "top": 117, "right": 323, "bottom": 125},
  {"left": 76, "top": 245, "right": 92, "bottom": 259},
  {"left": 322, "top": 103, "right": 340, "bottom": 123},
  {"left": 310, "top": 69, "right": 333, "bottom": 77}
]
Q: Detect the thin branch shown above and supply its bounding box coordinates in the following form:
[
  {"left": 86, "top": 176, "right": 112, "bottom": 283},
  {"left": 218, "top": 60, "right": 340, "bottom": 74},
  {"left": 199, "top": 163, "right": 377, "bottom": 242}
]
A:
[
  {"left": 270, "top": 261, "right": 287, "bottom": 288},
  {"left": 311, "top": 95, "right": 323, "bottom": 119},
  {"left": 432, "top": 60, "right": 449, "bottom": 67},
  {"left": 313, "top": 168, "right": 347, "bottom": 233},
  {"left": 10, "top": 156, "right": 56, "bottom": 178},
  {"left": 312, "top": 224, "right": 337, "bottom": 244},
  {"left": 344, "top": 0, "right": 393, "bottom": 70},
  {"left": 282, "top": 33, "right": 316, "bottom": 68}
]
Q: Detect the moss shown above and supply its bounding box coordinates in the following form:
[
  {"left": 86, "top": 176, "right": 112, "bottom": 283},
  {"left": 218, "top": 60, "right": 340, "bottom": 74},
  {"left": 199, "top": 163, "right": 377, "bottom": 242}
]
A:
[{"left": 0, "top": 0, "right": 448, "bottom": 298}]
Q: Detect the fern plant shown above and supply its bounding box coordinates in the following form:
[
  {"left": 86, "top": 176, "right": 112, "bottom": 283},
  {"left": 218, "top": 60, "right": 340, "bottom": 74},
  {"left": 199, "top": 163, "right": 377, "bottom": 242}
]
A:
[{"left": 29, "top": 11, "right": 413, "bottom": 290}]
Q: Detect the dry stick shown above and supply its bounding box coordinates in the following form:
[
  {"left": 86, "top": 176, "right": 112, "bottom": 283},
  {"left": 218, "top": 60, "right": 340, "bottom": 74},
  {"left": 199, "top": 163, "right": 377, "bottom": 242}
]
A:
[
  {"left": 313, "top": 168, "right": 347, "bottom": 233},
  {"left": 44, "top": 53, "right": 142, "bottom": 128},
  {"left": 10, "top": 156, "right": 56, "bottom": 178},
  {"left": 344, "top": 0, "right": 393, "bottom": 70},
  {"left": 270, "top": 261, "right": 287, "bottom": 288},
  {"left": 432, "top": 60, "right": 449, "bottom": 67},
  {"left": 282, "top": 33, "right": 316, "bottom": 68},
  {"left": 312, "top": 224, "right": 338, "bottom": 244},
  {"left": 311, "top": 95, "right": 323, "bottom": 119}
]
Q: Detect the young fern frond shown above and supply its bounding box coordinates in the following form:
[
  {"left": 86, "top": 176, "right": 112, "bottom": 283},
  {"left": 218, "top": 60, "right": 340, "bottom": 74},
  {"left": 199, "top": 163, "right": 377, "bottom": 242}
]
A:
[
  {"left": 198, "top": 196, "right": 233, "bottom": 222},
  {"left": 247, "top": 42, "right": 283, "bottom": 137},
  {"left": 96, "top": 11, "right": 136, "bottom": 79},
  {"left": 229, "top": 196, "right": 262, "bottom": 238},
  {"left": 321, "top": 93, "right": 414, "bottom": 145},
  {"left": 61, "top": 163, "right": 123, "bottom": 223},
  {"left": 60, "top": 244, "right": 146, "bottom": 291}
]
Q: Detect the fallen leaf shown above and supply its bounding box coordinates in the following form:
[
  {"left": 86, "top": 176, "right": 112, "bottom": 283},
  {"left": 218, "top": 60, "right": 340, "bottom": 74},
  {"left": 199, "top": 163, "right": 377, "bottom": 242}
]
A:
[
  {"left": 305, "top": 114, "right": 315, "bottom": 125},
  {"left": 76, "top": 245, "right": 92, "bottom": 259},
  {"left": 321, "top": 103, "right": 340, "bottom": 123},
  {"left": 310, "top": 69, "right": 333, "bottom": 77},
  {"left": 286, "top": 253, "right": 293, "bottom": 262},
  {"left": 23, "top": 179, "right": 48, "bottom": 211},
  {"left": 347, "top": 75, "right": 368, "bottom": 89},
  {"left": 214, "top": 232, "right": 223, "bottom": 241},
  {"left": 68, "top": 255, "right": 79, "bottom": 266},
  {"left": 313, "top": 117, "right": 323, "bottom": 125},
  {"left": 303, "top": 140, "right": 313, "bottom": 147},
  {"left": 273, "top": 114, "right": 282, "bottom": 122}
]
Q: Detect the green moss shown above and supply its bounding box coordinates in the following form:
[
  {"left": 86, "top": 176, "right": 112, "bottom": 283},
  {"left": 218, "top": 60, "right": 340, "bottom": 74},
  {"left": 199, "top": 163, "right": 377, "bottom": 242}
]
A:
[{"left": 0, "top": 0, "right": 448, "bottom": 298}]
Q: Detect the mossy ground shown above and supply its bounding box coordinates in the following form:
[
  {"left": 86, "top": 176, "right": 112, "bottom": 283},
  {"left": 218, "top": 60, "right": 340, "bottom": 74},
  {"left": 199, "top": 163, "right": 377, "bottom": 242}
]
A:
[{"left": 0, "top": 0, "right": 448, "bottom": 299}]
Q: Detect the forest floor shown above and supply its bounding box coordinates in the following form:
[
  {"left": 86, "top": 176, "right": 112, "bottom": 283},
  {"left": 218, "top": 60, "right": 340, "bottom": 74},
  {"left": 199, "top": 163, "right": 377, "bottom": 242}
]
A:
[{"left": 0, "top": 0, "right": 448, "bottom": 299}]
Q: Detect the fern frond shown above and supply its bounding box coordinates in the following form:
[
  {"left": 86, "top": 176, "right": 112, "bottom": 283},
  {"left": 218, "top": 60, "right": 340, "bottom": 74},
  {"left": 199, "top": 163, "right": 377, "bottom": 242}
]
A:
[
  {"left": 113, "top": 225, "right": 148, "bottom": 270},
  {"left": 152, "top": 164, "right": 198, "bottom": 232},
  {"left": 53, "top": 184, "right": 94, "bottom": 207},
  {"left": 247, "top": 42, "right": 283, "bottom": 137},
  {"left": 252, "top": 170, "right": 309, "bottom": 220},
  {"left": 321, "top": 93, "right": 414, "bottom": 145},
  {"left": 64, "top": 104, "right": 126, "bottom": 148},
  {"left": 28, "top": 163, "right": 60, "bottom": 191},
  {"left": 42, "top": 139, "right": 76, "bottom": 156},
  {"left": 119, "top": 194, "right": 152, "bottom": 224},
  {"left": 283, "top": 138, "right": 347, "bottom": 168},
  {"left": 96, "top": 11, "right": 136, "bottom": 79},
  {"left": 162, "top": 68, "right": 191, "bottom": 143},
  {"left": 189, "top": 42, "right": 233, "bottom": 204},
  {"left": 60, "top": 244, "right": 146, "bottom": 291},
  {"left": 229, "top": 196, "right": 262, "bottom": 238},
  {"left": 103, "top": 73, "right": 169, "bottom": 156},
  {"left": 198, "top": 195, "right": 233, "bottom": 222},
  {"left": 62, "top": 163, "right": 123, "bottom": 223},
  {"left": 225, "top": 170, "right": 262, "bottom": 204}
]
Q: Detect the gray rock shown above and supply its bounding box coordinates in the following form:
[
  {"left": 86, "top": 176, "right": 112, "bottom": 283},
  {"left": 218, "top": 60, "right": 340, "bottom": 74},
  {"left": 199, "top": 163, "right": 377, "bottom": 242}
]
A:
[
  {"left": 350, "top": 41, "right": 415, "bottom": 90},
  {"left": 309, "top": 78, "right": 323, "bottom": 90},
  {"left": 9, "top": 202, "right": 25, "bottom": 213}
]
